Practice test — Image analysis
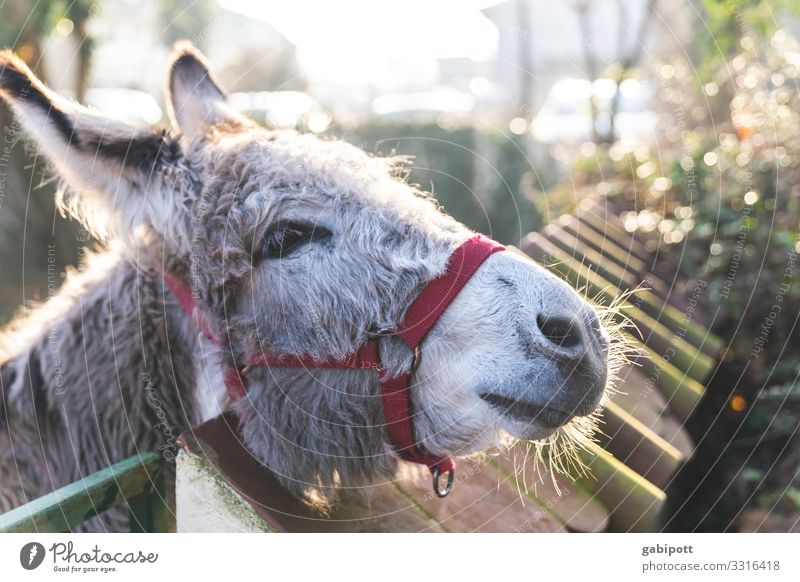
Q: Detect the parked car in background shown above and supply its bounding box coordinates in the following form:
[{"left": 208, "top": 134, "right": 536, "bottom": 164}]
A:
[
  {"left": 370, "top": 88, "right": 475, "bottom": 123},
  {"left": 532, "top": 78, "right": 657, "bottom": 143}
]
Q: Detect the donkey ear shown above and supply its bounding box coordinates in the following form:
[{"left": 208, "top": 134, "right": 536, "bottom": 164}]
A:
[
  {"left": 165, "top": 41, "right": 247, "bottom": 140},
  {"left": 0, "top": 50, "right": 184, "bottom": 240}
]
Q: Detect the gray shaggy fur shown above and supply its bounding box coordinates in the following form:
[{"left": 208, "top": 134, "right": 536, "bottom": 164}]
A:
[{"left": 0, "top": 43, "right": 610, "bottom": 530}]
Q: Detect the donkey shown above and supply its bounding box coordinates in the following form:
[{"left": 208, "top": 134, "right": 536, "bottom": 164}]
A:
[{"left": 0, "top": 42, "right": 612, "bottom": 530}]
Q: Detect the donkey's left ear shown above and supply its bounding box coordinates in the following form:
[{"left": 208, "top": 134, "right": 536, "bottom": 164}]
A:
[
  {"left": 0, "top": 49, "right": 185, "bottom": 240},
  {"left": 165, "top": 41, "right": 249, "bottom": 140}
]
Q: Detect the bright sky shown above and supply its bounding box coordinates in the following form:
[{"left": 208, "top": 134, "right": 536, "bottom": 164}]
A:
[{"left": 219, "top": 0, "right": 500, "bottom": 87}]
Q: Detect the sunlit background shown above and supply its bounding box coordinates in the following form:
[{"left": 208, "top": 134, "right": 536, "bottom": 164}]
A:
[{"left": 2, "top": 0, "right": 800, "bottom": 532}]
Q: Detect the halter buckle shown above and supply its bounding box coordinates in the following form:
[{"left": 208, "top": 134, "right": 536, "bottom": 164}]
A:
[{"left": 432, "top": 466, "right": 454, "bottom": 498}]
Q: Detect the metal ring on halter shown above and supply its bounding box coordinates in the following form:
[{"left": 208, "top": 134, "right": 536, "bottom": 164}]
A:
[
  {"left": 432, "top": 466, "right": 454, "bottom": 498},
  {"left": 410, "top": 345, "right": 422, "bottom": 374}
]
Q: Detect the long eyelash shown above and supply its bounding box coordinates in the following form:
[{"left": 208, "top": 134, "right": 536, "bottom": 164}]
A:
[{"left": 257, "top": 221, "right": 332, "bottom": 261}]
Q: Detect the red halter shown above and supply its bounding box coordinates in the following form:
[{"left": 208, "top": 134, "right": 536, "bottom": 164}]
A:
[{"left": 165, "top": 233, "right": 505, "bottom": 497}]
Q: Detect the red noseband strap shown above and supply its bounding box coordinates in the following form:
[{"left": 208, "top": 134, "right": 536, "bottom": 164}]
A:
[{"left": 164, "top": 233, "right": 505, "bottom": 497}]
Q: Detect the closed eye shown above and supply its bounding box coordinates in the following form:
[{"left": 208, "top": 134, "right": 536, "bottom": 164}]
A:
[{"left": 260, "top": 221, "right": 332, "bottom": 260}]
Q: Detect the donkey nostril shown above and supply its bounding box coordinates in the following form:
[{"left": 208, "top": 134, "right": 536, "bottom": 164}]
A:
[{"left": 536, "top": 314, "right": 582, "bottom": 348}]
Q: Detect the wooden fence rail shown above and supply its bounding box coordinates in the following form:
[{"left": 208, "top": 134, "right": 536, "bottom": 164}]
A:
[{"left": 0, "top": 452, "right": 168, "bottom": 533}]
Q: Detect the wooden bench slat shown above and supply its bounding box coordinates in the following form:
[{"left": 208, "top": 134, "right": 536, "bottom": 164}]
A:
[
  {"left": 545, "top": 222, "right": 642, "bottom": 290},
  {"left": 546, "top": 222, "right": 723, "bottom": 357},
  {"left": 578, "top": 201, "right": 654, "bottom": 264},
  {"left": 492, "top": 452, "right": 610, "bottom": 532},
  {"left": 631, "top": 341, "right": 706, "bottom": 421},
  {"left": 564, "top": 212, "right": 720, "bottom": 345},
  {"left": 559, "top": 214, "right": 652, "bottom": 278},
  {"left": 576, "top": 443, "right": 666, "bottom": 533},
  {"left": 578, "top": 201, "right": 723, "bottom": 343},
  {"left": 611, "top": 365, "right": 695, "bottom": 459},
  {"left": 597, "top": 401, "right": 684, "bottom": 489}
]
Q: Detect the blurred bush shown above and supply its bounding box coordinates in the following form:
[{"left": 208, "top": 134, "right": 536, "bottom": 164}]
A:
[
  {"left": 549, "top": 31, "right": 800, "bottom": 525},
  {"left": 562, "top": 32, "right": 800, "bottom": 381}
]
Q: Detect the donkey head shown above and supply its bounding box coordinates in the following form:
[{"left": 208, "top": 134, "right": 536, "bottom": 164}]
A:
[{"left": 0, "top": 43, "right": 612, "bottom": 497}]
